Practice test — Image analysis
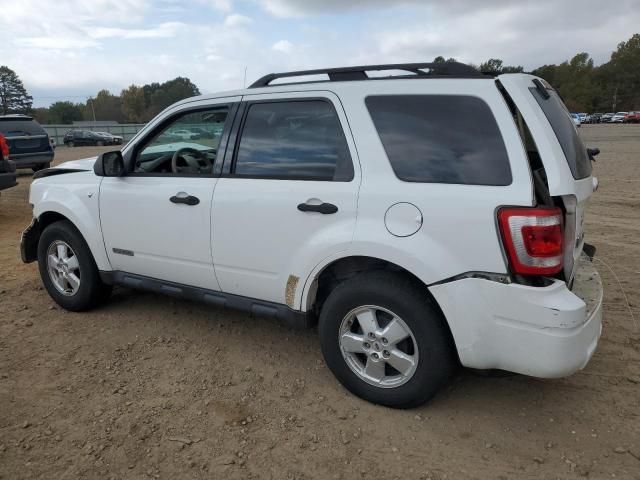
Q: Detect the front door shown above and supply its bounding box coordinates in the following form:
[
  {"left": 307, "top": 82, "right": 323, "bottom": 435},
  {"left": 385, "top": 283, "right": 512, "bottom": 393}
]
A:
[
  {"left": 99, "top": 102, "right": 235, "bottom": 290},
  {"left": 212, "top": 93, "right": 360, "bottom": 306}
]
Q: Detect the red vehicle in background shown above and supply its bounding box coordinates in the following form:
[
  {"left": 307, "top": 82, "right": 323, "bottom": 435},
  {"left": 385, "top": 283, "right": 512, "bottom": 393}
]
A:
[{"left": 624, "top": 111, "right": 640, "bottom": 123}]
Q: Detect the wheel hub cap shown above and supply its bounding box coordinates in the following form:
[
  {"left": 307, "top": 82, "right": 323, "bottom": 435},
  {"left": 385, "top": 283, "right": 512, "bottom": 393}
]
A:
[
  {"left": 46, "top": 240, "right": 81, "bottom": 296},
  {"left": 338, "top": 305, "right": 419, "bottom": 388}
]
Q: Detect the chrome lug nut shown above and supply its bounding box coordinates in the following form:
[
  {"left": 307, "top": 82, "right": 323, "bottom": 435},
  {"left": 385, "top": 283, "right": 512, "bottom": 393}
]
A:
[
  {"left": 368, "top": 332, "right": 376, "bottom": 340},
  {"left": 381, "top": 337, "right": 388, "bottom": 345},
  {"left": 363, "top": 342, "right": 370, "bottom": 349},
  {"left": 383, "top": 350, "right": 390, "bottom": 358},
  {"left": 371, "top": 353, "right": 379, "bottom": 360}
]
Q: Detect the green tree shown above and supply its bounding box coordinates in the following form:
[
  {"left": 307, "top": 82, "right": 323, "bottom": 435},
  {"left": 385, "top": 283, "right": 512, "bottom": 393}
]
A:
[
  {"left": 87, "top": 90, "right": 125, "bottom": 122},
  {"left": 48, "top": 101, "right": 84, "bottom": 124},
  {"left": 121, "top": 85, "right": 146, "bottom": 122},
  {"left": 0, "top": 66, "right": 33, "bottom": 114},
  {"left": 479, "top": 58, "right": 524, "bottom": 75}
]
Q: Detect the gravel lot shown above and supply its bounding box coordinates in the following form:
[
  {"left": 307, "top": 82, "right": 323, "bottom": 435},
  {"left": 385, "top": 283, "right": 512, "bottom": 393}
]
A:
[{"left": 1, "top": 127, "right": 639, "bottom": 479}]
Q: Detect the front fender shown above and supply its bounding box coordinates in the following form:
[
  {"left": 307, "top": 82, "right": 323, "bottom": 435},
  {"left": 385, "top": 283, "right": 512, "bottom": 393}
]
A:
[{"left": 29, "top": 173, "right": 111, "bottom": 271}]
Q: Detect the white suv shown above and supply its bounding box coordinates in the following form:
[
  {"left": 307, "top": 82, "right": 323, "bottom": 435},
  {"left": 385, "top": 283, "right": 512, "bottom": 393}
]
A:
[{"left": 20, "top": 63, "right": 603, "bottom": 408}]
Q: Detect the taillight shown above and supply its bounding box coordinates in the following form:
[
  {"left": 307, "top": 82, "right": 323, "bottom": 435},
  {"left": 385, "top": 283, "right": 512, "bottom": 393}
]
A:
[
  {"left": 0, "top": 134, "right": 9, "bottom": 160},
  {"left": 498, "top": 207, "right": 564, "bottom": 276}
]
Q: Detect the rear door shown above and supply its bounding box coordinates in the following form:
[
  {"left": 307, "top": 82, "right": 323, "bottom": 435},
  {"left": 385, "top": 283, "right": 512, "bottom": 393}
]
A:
[
  {"left": 499, "top": 74, "right": 595, "bottom": 281},
  {"left": 211, "top": 91, "right": 360, "bottom": 306}
]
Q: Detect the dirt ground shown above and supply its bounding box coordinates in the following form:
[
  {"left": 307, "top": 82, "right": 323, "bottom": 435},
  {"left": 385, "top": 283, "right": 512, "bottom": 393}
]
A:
[{"left": 1, "top": 127, "right": 639, "bottom": 480}]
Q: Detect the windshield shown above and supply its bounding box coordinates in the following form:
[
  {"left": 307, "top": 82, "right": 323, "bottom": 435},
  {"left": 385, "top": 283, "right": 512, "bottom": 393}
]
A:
[{"left": 530, "top": 87, "right": 592, "bottom": 180}]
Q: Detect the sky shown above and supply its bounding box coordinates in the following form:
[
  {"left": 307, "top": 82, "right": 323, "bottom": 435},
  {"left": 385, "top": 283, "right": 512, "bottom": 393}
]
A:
[{"left": 1, "top": 0, "right": 639, "bottom": 107}]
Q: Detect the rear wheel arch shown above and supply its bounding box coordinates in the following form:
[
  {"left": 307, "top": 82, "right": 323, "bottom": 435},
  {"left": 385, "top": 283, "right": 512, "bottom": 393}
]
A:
[{"left": 305, "top": 255, "right": 458, "bottom": 359}]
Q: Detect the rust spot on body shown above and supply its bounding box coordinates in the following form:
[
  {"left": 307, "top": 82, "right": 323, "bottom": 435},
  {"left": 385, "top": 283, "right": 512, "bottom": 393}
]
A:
[{"left": 285, "top": 275, "right": 299, "bottom": 308}]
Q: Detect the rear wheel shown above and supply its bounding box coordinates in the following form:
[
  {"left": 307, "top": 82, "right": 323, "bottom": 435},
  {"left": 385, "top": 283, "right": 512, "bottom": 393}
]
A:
[
  {"left": 66, "top": 141, "right": 74, "bottom": 147},
  {"left": 37, "top": 220, "right": 111, "bottom": 311},
  {"left": 318, "top": 271, "right": 455, "bottom": 408},
  {"left": 96, "top": 140, "right": 104, "bottom": 147}
]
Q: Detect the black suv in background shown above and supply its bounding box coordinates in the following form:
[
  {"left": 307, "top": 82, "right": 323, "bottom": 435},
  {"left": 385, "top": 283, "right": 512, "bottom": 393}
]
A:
[
  {"left": 63, "top": 130, "right": 117, "bottom": 147},
  {"left": 0, "top": 115, "right": 54, "bottom": 171}
]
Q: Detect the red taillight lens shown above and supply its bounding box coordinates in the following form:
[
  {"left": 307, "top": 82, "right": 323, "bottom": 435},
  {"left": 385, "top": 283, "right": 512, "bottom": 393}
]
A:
[
  {"left": 0, "top": 134, "right": 9, "bottom": 160},
  {"left": 498, "top": 207, "right": 564, "bottom": 276}
]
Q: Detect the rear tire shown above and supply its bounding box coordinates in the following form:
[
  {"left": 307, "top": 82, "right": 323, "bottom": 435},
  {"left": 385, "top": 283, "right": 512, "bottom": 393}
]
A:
[
  {"left": 37, "top": 220, "right": 111, "bottom": 311},
  {"left": 318, "top": 271, "right": 455, "bottom": 408},
  {"left": 67, "top": 141, "right": 74, "bottom": 147}
]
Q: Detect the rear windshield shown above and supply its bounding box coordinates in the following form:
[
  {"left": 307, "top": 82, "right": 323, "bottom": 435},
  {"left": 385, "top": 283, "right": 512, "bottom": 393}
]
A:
[
  {"left": 529, "top": 88, "right": 591, "bottom": 179},
  {"left": 365, "top": 95, "right": 512, "bottom": 185},
  {"left": 0, "top": 119, "right": 47, "bottom": 136}
]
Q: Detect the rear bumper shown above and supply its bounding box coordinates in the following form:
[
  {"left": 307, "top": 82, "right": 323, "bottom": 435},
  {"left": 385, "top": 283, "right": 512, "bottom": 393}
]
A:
[
  {"left": 11, "top": 152, "right": 54, "bottom": 168},
  {"left": 430, "top": 254, "right": 603, "bottom": 378}
]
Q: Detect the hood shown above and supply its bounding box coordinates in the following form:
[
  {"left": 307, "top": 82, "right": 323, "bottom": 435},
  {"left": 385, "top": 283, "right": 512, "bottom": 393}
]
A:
[{"left": 56, "top": 157, "right": 97, "bottom": 170}]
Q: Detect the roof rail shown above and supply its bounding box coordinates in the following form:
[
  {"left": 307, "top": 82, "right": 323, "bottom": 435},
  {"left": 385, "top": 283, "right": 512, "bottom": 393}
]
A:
[{"left": 249, "top": 62, "right": 484, "bottom": 88}]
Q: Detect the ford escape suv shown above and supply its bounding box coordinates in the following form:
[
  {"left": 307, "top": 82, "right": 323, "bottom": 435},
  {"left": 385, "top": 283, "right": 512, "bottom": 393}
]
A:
[{"left": 20, "top": 62, "right": 603, "bottom": 408}]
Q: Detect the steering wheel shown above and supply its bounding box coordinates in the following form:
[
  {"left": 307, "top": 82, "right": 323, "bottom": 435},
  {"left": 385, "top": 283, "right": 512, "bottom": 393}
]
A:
[{"left": 171, "top": 147, "right": 212, "bottom": 174}]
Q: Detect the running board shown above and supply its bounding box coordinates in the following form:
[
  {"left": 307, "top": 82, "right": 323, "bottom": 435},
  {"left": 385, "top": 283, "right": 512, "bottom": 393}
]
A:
[{"left": 99, "top": 271, "right": 312, "bottom": 329}]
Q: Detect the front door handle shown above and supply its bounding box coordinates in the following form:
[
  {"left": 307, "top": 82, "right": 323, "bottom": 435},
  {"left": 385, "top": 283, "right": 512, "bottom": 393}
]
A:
[
  {"left": 170, "top": 193, "right": 200, "bottom": 206},
  {"left": 297, "top": 202, "right": 338, "bottom": 214}
]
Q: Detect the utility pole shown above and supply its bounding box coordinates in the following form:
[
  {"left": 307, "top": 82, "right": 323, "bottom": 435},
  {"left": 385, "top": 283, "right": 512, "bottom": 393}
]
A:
[
  {"left": 243, "top": 66, "right": 248, "bottom": 88},
  {"left": 88, "top": 97, "right": 96, "bottom": 124}
]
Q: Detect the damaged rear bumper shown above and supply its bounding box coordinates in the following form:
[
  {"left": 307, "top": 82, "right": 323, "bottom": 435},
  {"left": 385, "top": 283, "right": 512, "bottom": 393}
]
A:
[{"left": 429, "top": 254, "right": 603, "bottom": 378}]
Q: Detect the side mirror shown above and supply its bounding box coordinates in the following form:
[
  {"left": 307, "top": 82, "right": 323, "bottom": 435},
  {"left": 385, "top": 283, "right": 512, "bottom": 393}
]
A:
[{"left": 94, "top": 151, "right": 125, "bottom": 177}]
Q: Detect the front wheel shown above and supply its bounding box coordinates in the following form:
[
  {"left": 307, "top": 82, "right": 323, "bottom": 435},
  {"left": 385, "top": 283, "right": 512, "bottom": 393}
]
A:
[
  {"left": 66, "top": 141, "right": 74, "bottom": 147},
  {"left": 96, "top": 140, "right": 104, "bottom": 146},
  {"left": 318, "top": 271, "right": 456, "bottom": 408},
  {"left": 37, "top": 220, "right": 111, "bottom": 311}
]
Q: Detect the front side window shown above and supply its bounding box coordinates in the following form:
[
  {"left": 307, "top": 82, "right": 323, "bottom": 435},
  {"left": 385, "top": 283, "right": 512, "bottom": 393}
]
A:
[
  {"left": 134, "top": 107, "right": 229, "bottom": 175},
  {"left": 366, "top": 95, "right": 512, "bottom": 185},
  {"left": 233, "top": 100, "right": 353, "bottom": 181}
]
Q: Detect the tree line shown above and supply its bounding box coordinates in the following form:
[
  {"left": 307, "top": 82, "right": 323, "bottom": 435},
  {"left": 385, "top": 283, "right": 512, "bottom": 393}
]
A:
[{"left": 1, "top": 33, "right": 638, "bottom": 123}]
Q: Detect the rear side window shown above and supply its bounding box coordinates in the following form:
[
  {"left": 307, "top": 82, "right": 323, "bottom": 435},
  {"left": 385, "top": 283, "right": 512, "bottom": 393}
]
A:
[
  {"left": 366, "top": 95, "right": 512, "bottom": 185},
  {"left": 234, "top": 100, "right": 353, "bottom": 181},
  {"left": 529, "top": 87, "right": 592, "bottom": 179},
  {"left": 0, "top": 119, "right": 46, "bottom": 136}
]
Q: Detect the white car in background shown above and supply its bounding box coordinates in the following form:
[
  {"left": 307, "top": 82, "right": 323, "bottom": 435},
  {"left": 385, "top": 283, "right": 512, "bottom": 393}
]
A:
[
  {"left": 611, "top": 112, "right": 628, "bottom": 123},
  {"left": 570, "top": 113, "right": 581, "bottom": 127},
  {"left": 20, "top": 64, "right": 603, "bottom": 408}
]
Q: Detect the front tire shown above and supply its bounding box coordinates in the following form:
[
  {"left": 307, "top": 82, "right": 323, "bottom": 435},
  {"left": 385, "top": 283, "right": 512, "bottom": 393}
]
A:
[
  {"left": 37, "top": 220, "right": 111, "bottom": 311},
  {"left": 318, "top": 271, "right": 455, "bottom": 408}
]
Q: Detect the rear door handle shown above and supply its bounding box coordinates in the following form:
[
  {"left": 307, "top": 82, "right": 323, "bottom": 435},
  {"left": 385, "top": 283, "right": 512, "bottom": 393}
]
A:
[
  {"left": 170, "top": 193, "right": 200, "bottom": 206},
  {"left": 297, "top": 202, "right": 338, "bottom": 214}
]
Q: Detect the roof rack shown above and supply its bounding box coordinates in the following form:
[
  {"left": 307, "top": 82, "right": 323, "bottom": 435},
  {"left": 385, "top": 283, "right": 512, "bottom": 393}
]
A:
[{"left": 249, "top": 62, "right": 484, "bottom": 88}]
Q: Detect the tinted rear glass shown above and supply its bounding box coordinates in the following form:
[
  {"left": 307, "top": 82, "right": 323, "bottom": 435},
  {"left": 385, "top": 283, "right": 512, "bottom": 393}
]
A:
[
  {"left": 529, "top": 88, "right": 591, "bottom": 179},
  {"left": 0, "top": 119, "right": 46, "bottom": 136},
  {"left": 366, "top": 95, "right": 511, "bottom": 185}
]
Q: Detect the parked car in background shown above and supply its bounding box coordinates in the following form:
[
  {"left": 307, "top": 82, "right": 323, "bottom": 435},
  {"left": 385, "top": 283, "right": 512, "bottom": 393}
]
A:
[
  {"left": 95, "top": 132, "right": 124, "bottom": 145},
  {"left": 168, "top": 129, "right": 196, "bottom": 141},
  {"left": 611, "top": 112, "right": 628, "bottom": 123},
  {"left": 590, "top": 113, "right": 603, "bottom": 124},
  {"left": 0, "top": 133, "right": 17, "bottom": 192},
  {"left": 570, "top": 113, "right": 581, "bottom": 127},
  {"left": 64, "top": 130, "right": 111, "bottom": 147},
  {"left": 0, "top": 115, "right": 54, "bottom": 171},
  {"left": 601, "top": 113, "right": 614, "bottom": 123},
  {"left": 624, "top": 112, "right": 640, "bottom": 123},
  {"left": 21, "top": 63, "right": 603, "bottom": 408}
]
